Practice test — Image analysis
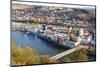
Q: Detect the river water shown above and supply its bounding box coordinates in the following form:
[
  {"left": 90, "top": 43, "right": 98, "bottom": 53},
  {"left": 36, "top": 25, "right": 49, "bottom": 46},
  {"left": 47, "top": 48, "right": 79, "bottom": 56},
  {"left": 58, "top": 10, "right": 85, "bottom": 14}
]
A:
[{"left": 11, "top": 31, "right": 68, "bottom": 56}]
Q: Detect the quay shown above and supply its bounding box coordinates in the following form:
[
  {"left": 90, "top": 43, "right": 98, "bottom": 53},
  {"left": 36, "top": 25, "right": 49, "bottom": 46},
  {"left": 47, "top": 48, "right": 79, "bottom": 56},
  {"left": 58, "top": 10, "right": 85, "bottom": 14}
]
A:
[
  {"left": 12, "top": 22, "right": 96, "bottom": 48},
  {"left": 12, "top": 22, "right": 96, "bottom": 62}
]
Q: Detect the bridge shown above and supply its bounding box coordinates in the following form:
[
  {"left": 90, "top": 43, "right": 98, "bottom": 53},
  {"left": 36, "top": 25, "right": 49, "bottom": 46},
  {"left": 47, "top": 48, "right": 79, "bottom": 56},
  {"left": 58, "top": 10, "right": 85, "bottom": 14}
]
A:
[{"left": 50, "top": 45, "right": 89, "bottom": 60}]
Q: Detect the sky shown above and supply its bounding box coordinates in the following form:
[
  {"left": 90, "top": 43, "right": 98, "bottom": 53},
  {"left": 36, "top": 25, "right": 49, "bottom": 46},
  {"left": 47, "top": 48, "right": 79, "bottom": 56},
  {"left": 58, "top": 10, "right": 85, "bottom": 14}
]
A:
[
  {"left": 12, "top": 0, "right": 96, "bottom": 5},
  {"left": 12, "top": 1, "right": 95, "bottom": 10}
]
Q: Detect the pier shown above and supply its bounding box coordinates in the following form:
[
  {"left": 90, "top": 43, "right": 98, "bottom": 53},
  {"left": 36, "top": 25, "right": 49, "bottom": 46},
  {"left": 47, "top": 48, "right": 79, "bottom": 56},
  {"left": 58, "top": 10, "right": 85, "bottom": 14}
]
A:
[
  {"left": 12, "top": 22, "right": 96, "bottom": 60},
  {"left": 50, "top": 45, "right": 89, "bottom": 60}
]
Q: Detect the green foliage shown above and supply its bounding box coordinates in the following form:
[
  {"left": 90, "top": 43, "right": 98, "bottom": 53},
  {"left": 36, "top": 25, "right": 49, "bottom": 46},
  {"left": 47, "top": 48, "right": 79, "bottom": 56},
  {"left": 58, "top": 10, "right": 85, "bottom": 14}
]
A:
[
  {"left": 40, "top": 55, "right": 51, "bottom": 64},
  {"left": 70, "top": 48, "right": 88, "bottom": 62},
  {"left": 59, "top": 48, "right": 89, "bottom": 63},
  {"left": 12, "top": 43, "right": 51, "bottom": 66},
  {"left": 12, "top": 43, "right": 90, "bottom": 66}
]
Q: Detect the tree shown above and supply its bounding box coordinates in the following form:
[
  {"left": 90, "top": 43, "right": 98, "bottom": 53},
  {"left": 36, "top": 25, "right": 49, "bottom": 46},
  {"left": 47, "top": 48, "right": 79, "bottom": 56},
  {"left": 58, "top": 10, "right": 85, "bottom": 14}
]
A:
[{"left": 12, "top": 43, "right": 51, "bottom": 66}]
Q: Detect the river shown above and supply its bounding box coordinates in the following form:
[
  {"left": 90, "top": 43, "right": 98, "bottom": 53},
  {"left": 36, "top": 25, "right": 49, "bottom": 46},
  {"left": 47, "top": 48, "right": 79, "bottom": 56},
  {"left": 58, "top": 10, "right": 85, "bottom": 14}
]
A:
[{"left": 11, "top": 31, "right": 69, "bottom": 57}]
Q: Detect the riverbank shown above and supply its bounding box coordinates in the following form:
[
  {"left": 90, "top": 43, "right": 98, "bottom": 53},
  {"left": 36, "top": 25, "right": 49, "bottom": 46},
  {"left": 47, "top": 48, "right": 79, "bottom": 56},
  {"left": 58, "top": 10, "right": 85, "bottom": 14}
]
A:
[
  {"left": 11, "top": 31, "right": 67, "bottom": 56},
  {"left": 11, "top": 31, "right": 96, "bottom": 66},
  {"left": 12, "top": 43, "right": 95, "bottom": 66},
  {"left": 12, "top": 43, "right": 56, "bottom": 66}
]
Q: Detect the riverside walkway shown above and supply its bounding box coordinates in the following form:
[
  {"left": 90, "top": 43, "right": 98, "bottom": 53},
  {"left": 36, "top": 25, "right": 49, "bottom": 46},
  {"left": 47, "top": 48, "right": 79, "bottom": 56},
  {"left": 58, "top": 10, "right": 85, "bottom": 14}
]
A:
[{"left": 50, "top": 45, "right": 89, "bottom": 60}]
